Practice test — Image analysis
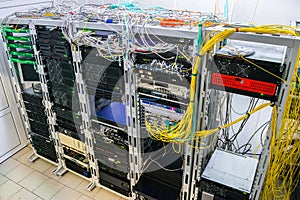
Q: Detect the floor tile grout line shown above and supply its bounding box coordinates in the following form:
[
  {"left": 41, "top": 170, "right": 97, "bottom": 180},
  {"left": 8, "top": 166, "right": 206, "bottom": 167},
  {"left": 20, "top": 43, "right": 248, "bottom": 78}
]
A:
[
  {"left": 13, "top": 161, "right": 35, "bottom": 183},
  {"left": 2, "top": 156, "right": 107, "bottom": 200},
  {"left": 14, "top": 149, "right": 100, "bottom": 198},
  {"left": 47, "top": 184, "right": 65, "bottom": 200},
  {"left": 0, "top": 158, "right": 22, "bottom": 175},
  {"left": 0, "top": 180, "right": 23, "bottom": 200},
  {"left": 13, "top": 155, "right": 86, "bottom": 196},
  {"left": 1, "top": 160, "right": 84, "bottom": 200},
  {"left": 10, "top": 186, "right": 44, "bottom": 200},
  {"left": 12, "top": 147, "right": 31, "bottom": 160},
  {"left": 2, "top": 169, "right": 45, "bottom": 200},
  {"left": 3, "top": 169, "right": 117, "bottom": 200},
  {"left": 0, "top": 178, "right": 9, "bottom": 189}
]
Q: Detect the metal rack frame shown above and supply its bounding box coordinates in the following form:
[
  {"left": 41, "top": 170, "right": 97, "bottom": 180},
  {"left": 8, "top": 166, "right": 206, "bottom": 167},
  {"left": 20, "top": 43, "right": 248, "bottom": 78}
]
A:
[
  {"left": 31, "top": 20, "right": 95, "bottom": 182},
  {"left": 1, "top": 16, "right": 299, "bottom": 200},
  {"left": 70, "top": 22, "right": 133, "bottom": 198},
  {"left": 191, "top": 29, "right": 300, "bottom": 200},
  {"left": 28, "top": 21, "right": 65, "bottom": 168},
  {"left": 1, "top": 20, "right": 60, "bottom": 167}
]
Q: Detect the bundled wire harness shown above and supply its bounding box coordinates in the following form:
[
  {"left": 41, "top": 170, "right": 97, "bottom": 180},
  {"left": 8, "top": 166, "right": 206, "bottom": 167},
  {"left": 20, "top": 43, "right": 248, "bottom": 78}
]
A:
[
  {"left": 146, "top": 26, "right": 298, "bottom": 143},
  {"left": 261, "top": 48, "right": 300, "bottom": 200}
]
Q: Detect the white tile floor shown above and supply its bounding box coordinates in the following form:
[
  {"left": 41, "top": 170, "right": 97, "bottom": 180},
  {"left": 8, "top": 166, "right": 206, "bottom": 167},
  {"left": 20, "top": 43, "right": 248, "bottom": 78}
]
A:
[{"left": 0, "top": 146, "right": 127, "bottom": 200}]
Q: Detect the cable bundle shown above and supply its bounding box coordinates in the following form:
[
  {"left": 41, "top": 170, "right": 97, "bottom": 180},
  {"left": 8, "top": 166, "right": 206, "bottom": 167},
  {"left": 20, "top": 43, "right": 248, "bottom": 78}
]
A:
[
  {"left": 145, "top": 25, "right": 298, "bottom": 146},
  {"left": 261, "top": 48, "right": 300, "bottom": 200}
]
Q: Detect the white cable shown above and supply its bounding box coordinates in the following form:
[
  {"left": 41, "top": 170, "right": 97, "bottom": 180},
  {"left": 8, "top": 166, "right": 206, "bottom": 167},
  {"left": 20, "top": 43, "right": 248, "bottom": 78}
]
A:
[
  {"left": 229, "top": 0, "right": 238, "bottom": 22},
  {"left": 250, "top": 0, "right": 260, "bottom": 23},
  {"left": 173, "top": 0, "right": 177, "bottom": 10}
]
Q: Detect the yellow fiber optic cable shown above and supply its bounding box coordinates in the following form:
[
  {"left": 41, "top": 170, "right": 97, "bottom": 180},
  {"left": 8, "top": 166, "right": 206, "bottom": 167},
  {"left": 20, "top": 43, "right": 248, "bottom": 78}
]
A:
[
  {"left": 240, "top": 56, "right": 292, "bottom": 86},
  {"left": 261, "top": 47, "right": 300, "bottom": 200},
  {"left": 195, "top": 102, "right": 273, "bottom": 137},
  {"left": 145, "top": 25, "right": 298, "bottom": 146}
]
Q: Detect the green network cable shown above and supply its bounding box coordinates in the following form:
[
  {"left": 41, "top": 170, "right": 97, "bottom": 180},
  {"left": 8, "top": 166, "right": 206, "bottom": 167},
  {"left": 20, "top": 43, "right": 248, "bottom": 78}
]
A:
[
  {"left": 7, "top": 43, "right": 32, "bottom": 49},
  {"left": 10, "top": 51, "right": 34, "bottom": 58},
  {"left": 1, "top": 27, "right": 29, "bottom": 33},
  {"left": 10, "top": 58, "right": 36, "bottom": 65},
  {"left": 6, "top": 36, "right": 31, "bottom": 41},
  {"left": 81, "top": 29, "right": 94, "bottom": 32}
]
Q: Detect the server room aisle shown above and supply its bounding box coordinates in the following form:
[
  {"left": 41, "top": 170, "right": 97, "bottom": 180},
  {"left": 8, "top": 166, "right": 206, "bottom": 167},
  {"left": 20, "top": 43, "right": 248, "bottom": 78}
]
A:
[{"left": 0, "top": 146, "right": 126, "bottom": 200}]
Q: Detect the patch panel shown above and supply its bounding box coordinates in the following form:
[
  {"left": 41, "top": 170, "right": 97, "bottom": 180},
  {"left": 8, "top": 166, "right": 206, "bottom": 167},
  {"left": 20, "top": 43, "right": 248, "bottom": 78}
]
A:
[{"left": 1, "top": 25, "right": 36, "bottom": 67}]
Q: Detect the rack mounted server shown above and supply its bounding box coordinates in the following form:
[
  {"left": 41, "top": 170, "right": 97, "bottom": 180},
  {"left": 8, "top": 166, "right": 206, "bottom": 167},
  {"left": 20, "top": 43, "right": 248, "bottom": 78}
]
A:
[{"left": 1, "top": 15, "right": 299, "bottom": 200}]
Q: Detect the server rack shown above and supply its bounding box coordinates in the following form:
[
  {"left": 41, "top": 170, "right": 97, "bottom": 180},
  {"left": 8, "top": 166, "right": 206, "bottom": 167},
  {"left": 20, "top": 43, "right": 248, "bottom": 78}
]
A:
[
  {"left": 1, "top": 19, "right": 95, "bottom": 187},
  {"left": 131, "top": 39, "right": 193, "bottom": 200},
  {"left": 1, "top": 14, "right": 299, "bottom": 200},
  {"left": 34, "top": 24, "right": 91, "bottom": 178},
  {"left": 192, "top": 29, "right": 300, "bottom": 200},
  {"left": 1, "top": 22, "right": 60, "bottom": 166}
]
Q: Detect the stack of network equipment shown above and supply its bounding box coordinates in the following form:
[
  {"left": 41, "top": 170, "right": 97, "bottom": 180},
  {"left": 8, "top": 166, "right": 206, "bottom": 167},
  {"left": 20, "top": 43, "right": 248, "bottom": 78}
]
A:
[
  {"left": 210, "top": 40, "right": 287, "bottom": 101},
  {"left": 81, "top": 43, "right": 130, "bottom": 195},
  {"left": 82, "top": 46, "right": 126, "bottom": 128},
  {"left": 1, "top": 24, "right": 58, "bottom": 163},
  {"left": 59, "top": 133, "right": 90, "bottom": 177},
  {"left": 132, "top": 35, "right": 193, "bottom": 200},
  {"left": 36, "top": 26, "right": 88, "bottom": 176},
  {"left": 198, "top": 149, "right": 258, "bottom": 200},
  {"left": 22, "top": 87, "right": 58, "bottom": 163},
  {"left": 36, "top": 26, "right": 81, "bottom": 139},
  {"left": 133, "top": 152, "right": 184, "bottom": 200},
  {"left": 93, "top": 123, "right": 130, "bottom": 196}
]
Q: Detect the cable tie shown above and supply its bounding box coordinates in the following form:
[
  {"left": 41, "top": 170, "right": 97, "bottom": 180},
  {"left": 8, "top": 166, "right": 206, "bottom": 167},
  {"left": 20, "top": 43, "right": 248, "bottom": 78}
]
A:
[
  {"left": 246, "top": 112, "right": 250, "bottom": 118},
  {"left": 235, "top": 27, "right": 239, "bottom": 32},
  {"left": 195, "top": 53, "right": 200, "bottom": 57},
  {"left": 191, "top": 73, "right": 197, "bottom": 76},
  {"left": 217, "top": 127, "right": 221, "bottom": 130}
]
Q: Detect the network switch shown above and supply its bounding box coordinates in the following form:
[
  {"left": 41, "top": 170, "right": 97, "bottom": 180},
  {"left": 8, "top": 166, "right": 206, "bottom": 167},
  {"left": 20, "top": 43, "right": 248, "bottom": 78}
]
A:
[{"left": 134, "top": 156, "right": 183, "bottom": 200}]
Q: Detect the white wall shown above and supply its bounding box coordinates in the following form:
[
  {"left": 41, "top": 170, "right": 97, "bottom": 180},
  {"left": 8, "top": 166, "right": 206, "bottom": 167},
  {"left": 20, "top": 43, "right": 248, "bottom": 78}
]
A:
[
  {"left": 230, "top": 95, "right": 272, "bottom": 154},
  {"left": 136, "top": 0, "right": 225, "bottom": 14},
  {"left": 230, "top": 0, "right": 300, "bottom": 25}
]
